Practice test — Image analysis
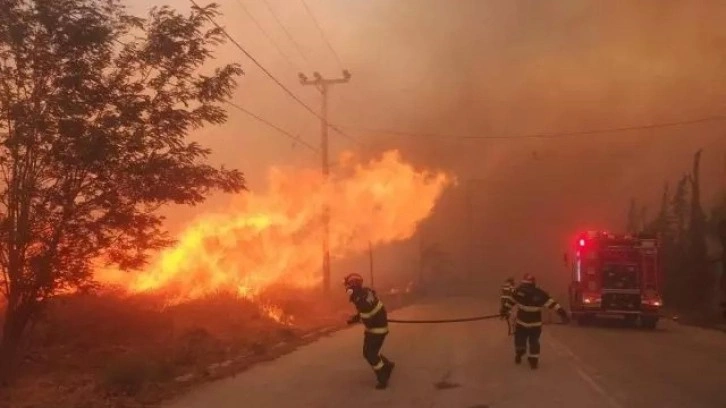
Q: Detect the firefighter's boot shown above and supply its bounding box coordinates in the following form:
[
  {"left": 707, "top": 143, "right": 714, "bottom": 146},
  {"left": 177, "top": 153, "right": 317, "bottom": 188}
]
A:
[
  {"left": 375, "top": 358, "right": 395, "bottom": 389},
  {"left": 528, "top": 357, "right": 538, "bottom": 370},
  {"left": 515, "top": 351, "right": 524, "bottom": 365}
]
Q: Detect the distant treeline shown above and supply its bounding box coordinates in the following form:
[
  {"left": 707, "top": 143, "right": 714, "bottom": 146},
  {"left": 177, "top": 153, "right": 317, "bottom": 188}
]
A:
[{"left": 626, "top": 149, "right": 726, "bottom": 311}]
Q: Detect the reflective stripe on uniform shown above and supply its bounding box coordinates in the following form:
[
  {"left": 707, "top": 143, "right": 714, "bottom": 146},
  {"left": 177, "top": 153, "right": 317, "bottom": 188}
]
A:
[
  {"left": 544, "top": 298, "right": 556, "bottom": 308},
  {"left": 372, "top": 359, "right": 385, "bottom": 370},
  {"left": 501, "top": 295, "right": 514, "bottom": 301},
  {"left": 365, "top": 326, "right": 389, "bottom": 334},
  {"left": 517, "top": 303, "right": 541, "bottom": 312},
  {"left": 529, "top": 354, "right": 540, "bottom": 359},
  {"left": 516, "top": 319, "right": 543, "bottom": 327},
  {"left": 359, "top": 301, "right": 383, "bottom": 319}
]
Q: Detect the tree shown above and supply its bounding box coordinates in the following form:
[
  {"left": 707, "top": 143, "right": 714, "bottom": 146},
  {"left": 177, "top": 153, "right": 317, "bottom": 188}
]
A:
[
  {"left": 626, "top": 198, "right": 639, "bottom": 234},
  {"left": 687, "top": 149, "right": 710, "bottom": 306},
  {"left": 645, "top": 182, "right": 671, "bottom": 235},
  {"left": 709, "top": 192, "right": 726, "bottom": 316},
  {"left": 672, "top": 174, "right": 690, "bottom": 242},
  {"left": 0, "top": 0, "right": 244, "bottom": 378},
  {"left": 639, "top": 205, "right": 648, "bottom": 233}
]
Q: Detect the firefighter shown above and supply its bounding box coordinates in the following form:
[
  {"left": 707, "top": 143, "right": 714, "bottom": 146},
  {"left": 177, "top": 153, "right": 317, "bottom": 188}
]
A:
[
  {"left": 343, "top": 273, "right": 395, "bottom": 389},
  {"left": 500, "top": 277, "right": 515, "bottom": 319},
  {"left": 501, "top": 273, "right": 570, "bottom": 369}
]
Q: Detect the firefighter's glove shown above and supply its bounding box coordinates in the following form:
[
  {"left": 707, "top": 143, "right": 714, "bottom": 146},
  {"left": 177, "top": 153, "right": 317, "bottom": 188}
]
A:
[
  {"left": 346, "top": 314, "right": 360, "bottom": 325},
  {"left": 557, "top": 308, "right": 570, "bottom": 324},
  {"left": 499, "top": 309, "right": 509, "bottom": 320}
]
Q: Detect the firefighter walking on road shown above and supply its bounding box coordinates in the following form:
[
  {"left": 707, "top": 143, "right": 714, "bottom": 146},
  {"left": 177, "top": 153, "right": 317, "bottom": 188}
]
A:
[
  {"left": 501, "top": 273, "right": 570, "bottom": 369},
  {"left": 343, "top": 273, "right": 395, "bottom": 389}
]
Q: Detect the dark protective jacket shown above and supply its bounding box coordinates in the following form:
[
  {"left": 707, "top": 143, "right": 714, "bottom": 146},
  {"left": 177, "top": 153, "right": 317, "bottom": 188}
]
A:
[
  {"left": 502, "top": 283, "right": 567, "bottom": 327},
  {"left": 348, "top": 287, "right": 389, "bottom": 334}
]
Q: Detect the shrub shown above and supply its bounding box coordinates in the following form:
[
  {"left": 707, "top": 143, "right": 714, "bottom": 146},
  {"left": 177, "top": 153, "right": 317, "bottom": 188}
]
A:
[{"left": 101, "top": 354, "right": 171, "bottom": 396}]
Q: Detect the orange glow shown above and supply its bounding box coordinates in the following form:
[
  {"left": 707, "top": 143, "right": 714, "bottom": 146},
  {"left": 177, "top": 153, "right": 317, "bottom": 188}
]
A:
[{"left": 95, "top": 150, "right": 453, "bottom": 306}]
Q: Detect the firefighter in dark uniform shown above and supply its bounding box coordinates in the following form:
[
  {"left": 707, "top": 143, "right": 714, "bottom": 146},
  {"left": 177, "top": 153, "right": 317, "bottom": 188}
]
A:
[
  {"left": 501, "top": 273, "right": 570, "bottom": 369},
  {"left": 500, "top": 277, "right": 515, "bottom": 318},
  {"left": 344, "top": 273, "right": 395, "bottom": 389}
]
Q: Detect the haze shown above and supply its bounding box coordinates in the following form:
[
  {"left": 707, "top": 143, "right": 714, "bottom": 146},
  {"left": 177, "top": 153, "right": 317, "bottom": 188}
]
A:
[{"left": 125, "top": 0, "right": 726, "bottom": 292}]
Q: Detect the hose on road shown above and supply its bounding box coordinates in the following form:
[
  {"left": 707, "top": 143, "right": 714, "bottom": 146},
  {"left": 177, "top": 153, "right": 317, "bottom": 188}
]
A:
[{"left": 387, "top": 313, "right": 502, "bottom": 323}]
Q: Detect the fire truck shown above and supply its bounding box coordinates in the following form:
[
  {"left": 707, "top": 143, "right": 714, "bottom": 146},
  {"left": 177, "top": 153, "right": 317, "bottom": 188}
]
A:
[{"left": 567, "top": 231, "right": 663, "bottom": 329}]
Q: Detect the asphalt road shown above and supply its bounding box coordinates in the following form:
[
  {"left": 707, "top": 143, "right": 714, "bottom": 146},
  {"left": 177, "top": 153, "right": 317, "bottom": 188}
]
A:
[{"left": 165, "top": 297, "right": 726, "bottom": 408}]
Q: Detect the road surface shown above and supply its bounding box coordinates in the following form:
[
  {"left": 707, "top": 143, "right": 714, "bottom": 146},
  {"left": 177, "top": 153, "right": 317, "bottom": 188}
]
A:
[{"left": 165, "top": 297, "right": 726, "bottom": 408}]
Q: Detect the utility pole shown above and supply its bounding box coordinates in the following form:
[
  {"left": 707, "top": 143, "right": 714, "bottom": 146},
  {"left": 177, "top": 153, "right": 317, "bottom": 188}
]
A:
[
  {"left": 368, "top": 241, "right": 374, "bottom": 288},
  {"left": 299, "top": 70, "right": 351, "bottom": 293}
]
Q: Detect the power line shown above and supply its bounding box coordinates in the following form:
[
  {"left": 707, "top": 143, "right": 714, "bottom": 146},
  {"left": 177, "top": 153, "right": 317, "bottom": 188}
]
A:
[
  {"left": 329, "top": 123, "right": 362, "bottom": 145},
  {"left": 260, "top": 0, "right": 311, "bottom": 66},
  {"left": 299, "top": 0, "right": 343, "bottom": 70},
  {"left": 226, "top": 101, "right": 319, "bottom": 153},
  {"left": 233, "top": 0, "right": 300, "bottom": 72},
  {"left": 345, "top": 115, "right": 726, "bottom": 141},
  {"left": 188, "top": 0, "right": 360, "bottom": 146}
]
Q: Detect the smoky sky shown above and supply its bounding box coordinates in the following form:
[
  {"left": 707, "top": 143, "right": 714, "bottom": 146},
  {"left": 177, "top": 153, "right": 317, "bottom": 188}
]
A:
[{"left": 122, "top": 0, "right": 726, "bottom": 291}]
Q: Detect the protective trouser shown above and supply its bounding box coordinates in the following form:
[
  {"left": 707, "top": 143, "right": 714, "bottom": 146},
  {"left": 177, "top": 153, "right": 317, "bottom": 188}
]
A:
[
  {"left": 363, "top": 332, "right": 390, "bottom": 382},
  {"left": 514, "top": 324, "right": 542, "bottom": 365}
]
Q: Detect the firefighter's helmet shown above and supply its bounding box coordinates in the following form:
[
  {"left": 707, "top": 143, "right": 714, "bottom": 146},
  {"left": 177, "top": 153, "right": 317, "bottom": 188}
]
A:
[
  {"left": 522, "top": 273, "right": 536, "bottom": 285},
  {"left": 343, "top": 273, "right": 364, "bottom": 289}
]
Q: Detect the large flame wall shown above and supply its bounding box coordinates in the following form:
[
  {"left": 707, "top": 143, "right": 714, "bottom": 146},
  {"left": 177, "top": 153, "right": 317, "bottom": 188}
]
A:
[{"left": 96, "top": 150, "right": 453, "bottom": 303}]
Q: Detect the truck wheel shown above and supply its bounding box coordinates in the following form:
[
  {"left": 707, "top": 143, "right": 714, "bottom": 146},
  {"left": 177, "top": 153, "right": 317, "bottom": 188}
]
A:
[{"left": 641, "top": 316, "right": 658, "bottom": 329}]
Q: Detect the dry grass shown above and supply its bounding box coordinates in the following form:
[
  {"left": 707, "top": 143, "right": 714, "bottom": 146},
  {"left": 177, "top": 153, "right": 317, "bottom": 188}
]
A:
[{"left": 0, "top": 288, "right": 353, "bottom": 408}]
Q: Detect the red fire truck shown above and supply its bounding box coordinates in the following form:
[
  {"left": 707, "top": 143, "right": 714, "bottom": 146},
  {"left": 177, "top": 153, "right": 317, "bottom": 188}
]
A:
[{"left": 567, "top": 231, "right": 663, "bottom": 329}]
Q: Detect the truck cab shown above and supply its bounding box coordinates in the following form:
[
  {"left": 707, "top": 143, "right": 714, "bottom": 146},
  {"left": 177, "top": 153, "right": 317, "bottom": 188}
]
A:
[{"left": 567, "top": 231, "right": 662, "bottom": 329}]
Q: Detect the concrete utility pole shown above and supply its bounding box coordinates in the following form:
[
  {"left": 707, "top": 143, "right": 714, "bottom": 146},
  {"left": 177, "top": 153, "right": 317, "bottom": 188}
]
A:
[
  {"left": 299, "top": 70, "right": 351, "bottom": 293},
  {"left": 368, "top": 241, "right": 374, "bottom": 288}
]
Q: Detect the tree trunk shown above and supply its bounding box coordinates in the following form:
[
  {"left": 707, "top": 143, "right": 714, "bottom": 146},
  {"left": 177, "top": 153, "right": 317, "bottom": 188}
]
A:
[{"left": 0, "top": 303, "right": 32, "bottom": 385}]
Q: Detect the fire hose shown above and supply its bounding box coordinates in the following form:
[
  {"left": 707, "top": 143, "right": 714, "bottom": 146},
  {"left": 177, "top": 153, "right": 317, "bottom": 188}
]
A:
[
  {"left": 386, "top": 314, "right": 566, "bottom": 336},
  {"left": 384, "top": 313, "right": 511, "bottom": 337},
  {"left": 387, "top": 313, "right": 502, "bottom": 323}
]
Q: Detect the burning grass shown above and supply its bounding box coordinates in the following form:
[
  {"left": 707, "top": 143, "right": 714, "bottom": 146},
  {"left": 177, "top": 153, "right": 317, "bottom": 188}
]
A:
[
  {"left": 1, "top": 287, "right": 353, "bottom": 408},
  {"left": 1, "top": 150, "right": 440, "bottom": 406}
]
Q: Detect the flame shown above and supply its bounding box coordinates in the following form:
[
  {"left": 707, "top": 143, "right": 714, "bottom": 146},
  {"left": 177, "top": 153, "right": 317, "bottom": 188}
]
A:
[
  {"left": 95, "top": 150, "right": 453, "bottom": 305},
  {"left": 260, "top": 303, "right": 294, "bottom": 326}
]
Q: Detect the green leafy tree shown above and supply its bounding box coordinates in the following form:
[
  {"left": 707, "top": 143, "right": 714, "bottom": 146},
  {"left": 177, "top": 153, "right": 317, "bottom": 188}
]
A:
[{"left": 0, "top": 0, "right": 244, "bottom": 378}]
